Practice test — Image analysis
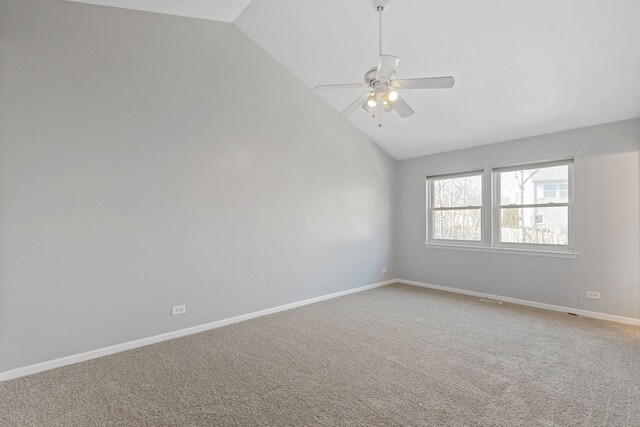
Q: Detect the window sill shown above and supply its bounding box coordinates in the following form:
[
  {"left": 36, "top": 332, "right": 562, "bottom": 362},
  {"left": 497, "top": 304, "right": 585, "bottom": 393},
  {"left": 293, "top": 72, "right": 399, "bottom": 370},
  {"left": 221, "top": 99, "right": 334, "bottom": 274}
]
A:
[{"left": 423, "top": 243, "right": 578, "bottom": 259}]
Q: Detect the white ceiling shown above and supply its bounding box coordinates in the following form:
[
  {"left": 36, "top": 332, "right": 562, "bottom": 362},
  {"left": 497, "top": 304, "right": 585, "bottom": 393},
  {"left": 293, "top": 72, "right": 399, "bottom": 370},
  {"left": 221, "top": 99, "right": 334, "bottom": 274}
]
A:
[
  {"left": 236, "top": 0, "right": 640, "bottom": 159},
  {"left": 66, "top": 0, "right": 252, "bottom": 22},
  {"left": 67, "top": 0, "right": 640, "bottom": 159}
]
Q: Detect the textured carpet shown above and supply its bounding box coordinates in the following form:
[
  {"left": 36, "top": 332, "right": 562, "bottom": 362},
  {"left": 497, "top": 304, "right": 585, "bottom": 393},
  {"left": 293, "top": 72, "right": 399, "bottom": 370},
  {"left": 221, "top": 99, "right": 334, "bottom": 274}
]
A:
[{"left": 2, "top": 283, "right": 640, "bottom": 426}]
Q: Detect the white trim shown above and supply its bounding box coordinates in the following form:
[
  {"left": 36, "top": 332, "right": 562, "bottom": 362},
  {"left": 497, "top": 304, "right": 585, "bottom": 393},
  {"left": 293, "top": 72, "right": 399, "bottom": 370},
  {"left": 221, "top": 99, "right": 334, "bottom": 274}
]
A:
[
  {"left": 398, "top": 279, "right": 640, "bottom": 326},
  {"left": 492, "top": 158, "right": 574, "bottom": 173},
  {"left": 0, "top": 279, "right": 396, "bottom": 382},
  {"left": 423, "top": 242, "right": 578, "bottom": 258},
  {"left": 498, "top": 202, "right": 569, "bottom": 209},
  {"left": 399, "top": 279, "right": 487, "bottom": 299},
  {"left": 427, "top": 169, "right": 484, "bottom": 180}
]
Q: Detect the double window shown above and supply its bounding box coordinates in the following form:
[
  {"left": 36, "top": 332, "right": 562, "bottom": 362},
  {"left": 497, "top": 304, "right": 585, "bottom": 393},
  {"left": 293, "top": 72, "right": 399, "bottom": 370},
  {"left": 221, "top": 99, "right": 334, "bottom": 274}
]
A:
[{"left": 427, "top": 159, "right": 573, "bottom": 250}]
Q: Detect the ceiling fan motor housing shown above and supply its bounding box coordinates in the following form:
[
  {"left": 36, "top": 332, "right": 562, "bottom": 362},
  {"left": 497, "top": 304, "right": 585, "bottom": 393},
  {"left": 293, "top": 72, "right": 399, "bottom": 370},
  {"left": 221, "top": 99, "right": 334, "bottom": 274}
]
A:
[
  {"left": 365, "top": 67, "right": 394, "bottom": 91},
  {"left": 365, "top": 67, "right": 380, "bottom": 84}
]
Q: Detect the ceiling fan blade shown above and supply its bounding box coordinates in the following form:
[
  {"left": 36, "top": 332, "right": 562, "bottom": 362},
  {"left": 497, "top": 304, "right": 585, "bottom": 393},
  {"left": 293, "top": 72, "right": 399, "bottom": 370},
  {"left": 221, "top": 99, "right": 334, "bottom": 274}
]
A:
[
  {"left": 314, "top": 83, "right": 369, "bottom": 91},
  {"left": 391, "top": 76, "right": 455, "bottom": 89},
  {"left": 393, "top": 95, "right": 415, "bottom": 118},
  {"left": 340, "top": 92, "right": 372, "bottom": 117},
  {"left": 375, "top": 55, "right": 400, "bottom": 81}
]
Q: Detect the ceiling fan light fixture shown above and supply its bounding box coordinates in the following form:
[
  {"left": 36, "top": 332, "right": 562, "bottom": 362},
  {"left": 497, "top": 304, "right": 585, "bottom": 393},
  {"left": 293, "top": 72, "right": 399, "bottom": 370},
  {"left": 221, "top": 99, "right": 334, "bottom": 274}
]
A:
[
  {"left": 388, "top": 90, "right": 399, "bottom": 102},
  {"left": 366, "top": 95, "right": 377, "bottom": 108}
]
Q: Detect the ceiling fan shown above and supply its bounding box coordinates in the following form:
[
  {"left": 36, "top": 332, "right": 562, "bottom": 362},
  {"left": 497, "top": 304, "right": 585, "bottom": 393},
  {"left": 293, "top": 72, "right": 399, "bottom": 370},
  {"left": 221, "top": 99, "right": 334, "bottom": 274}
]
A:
[{"left": 314, "top": 0, "right": 455, "bottom": 127}]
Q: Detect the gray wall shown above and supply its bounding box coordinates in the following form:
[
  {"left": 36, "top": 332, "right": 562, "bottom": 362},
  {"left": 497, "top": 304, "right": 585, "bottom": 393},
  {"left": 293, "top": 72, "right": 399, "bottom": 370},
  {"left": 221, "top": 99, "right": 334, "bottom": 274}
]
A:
[
  {"left": 0, "top": 0, "right": 397, "bottom": 372},
  {"left": 398, "top": 119, "right": 640, "bottom": 319}
]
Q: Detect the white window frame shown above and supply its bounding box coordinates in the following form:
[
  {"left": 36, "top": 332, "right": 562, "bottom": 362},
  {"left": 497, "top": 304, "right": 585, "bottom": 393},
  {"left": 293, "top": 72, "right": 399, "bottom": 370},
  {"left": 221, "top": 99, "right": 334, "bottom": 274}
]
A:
[
  {"left": 492, "top": 159, "right": 574, "bottom": 251},
  {"left": 424, "top": 159, "right": 576, "bottom": 258},
  {"left": 426, "top": 170, "right": 485, "bottom": 246}
]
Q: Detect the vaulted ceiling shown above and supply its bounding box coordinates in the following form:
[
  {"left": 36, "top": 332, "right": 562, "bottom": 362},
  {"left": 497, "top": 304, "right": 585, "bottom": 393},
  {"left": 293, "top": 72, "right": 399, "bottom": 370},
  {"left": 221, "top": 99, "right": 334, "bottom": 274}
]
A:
[
  {"left": 66, "top": 0, "right": 252, "bottom": 22},
  {"left": 67, "top": 0, "right": 640, "bottom": 159}
]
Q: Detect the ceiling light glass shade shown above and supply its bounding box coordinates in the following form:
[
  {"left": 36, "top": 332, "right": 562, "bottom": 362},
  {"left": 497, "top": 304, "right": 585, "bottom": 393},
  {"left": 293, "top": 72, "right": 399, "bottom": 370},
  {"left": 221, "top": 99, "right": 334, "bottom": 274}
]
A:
[
  {"left": 367, "top": 97, "right": 377, "bottom": 108},
  {"left": 388, "top": 90, "right": 399, "bottom": 102}
]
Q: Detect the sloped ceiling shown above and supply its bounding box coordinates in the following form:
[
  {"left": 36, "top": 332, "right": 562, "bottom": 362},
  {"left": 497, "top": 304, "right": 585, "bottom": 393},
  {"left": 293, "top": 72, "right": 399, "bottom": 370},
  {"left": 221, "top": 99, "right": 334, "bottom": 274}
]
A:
[
  {"left": 66, "top": 0, "right": 252, "bottom": 22},
  {"left": 66, "top": 0, "right": 640, "bottom": 159},
  {"left": 236, "top": 0, "right": 640, "bottom": 159}
]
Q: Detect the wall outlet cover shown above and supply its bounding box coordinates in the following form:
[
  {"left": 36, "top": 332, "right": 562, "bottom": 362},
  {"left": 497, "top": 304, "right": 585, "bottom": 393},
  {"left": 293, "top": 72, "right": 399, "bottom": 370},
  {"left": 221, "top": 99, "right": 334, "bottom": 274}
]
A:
[
  {"left": 171, "top": 305, "right": 187, "bottom": 315},
  {"left": 586, "top": 291, "right": 601, "bottom": 300}
]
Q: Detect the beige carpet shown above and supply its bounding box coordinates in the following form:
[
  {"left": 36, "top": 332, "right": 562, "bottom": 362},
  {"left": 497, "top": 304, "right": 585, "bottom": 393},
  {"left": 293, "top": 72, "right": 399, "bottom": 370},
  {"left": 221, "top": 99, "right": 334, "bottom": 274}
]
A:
[{"left": 2, "top": 283, "right": 640, "bottom": 426}]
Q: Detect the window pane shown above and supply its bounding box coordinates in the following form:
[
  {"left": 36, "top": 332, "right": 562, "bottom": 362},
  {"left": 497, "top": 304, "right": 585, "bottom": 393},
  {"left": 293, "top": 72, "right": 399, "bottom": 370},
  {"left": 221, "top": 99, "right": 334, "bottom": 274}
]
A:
[
  {"left": 432, "top": 175, "right": 482, "bottom": 208},
  {"left": 433, "top": 209, "right": 482, "bottom": 241},
  {"left": 500, "top": 207, "right": 568, "bottom": 244},
  {"left": 500, "top": 165, "right": 569, "bottom": 205}
]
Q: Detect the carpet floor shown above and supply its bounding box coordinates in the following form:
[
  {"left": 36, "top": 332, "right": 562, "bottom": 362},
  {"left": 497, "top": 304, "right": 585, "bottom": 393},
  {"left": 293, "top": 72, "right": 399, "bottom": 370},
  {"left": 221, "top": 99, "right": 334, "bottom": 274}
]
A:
[{"left": 1, "top": 283, "right": 640, "bottom": 426}]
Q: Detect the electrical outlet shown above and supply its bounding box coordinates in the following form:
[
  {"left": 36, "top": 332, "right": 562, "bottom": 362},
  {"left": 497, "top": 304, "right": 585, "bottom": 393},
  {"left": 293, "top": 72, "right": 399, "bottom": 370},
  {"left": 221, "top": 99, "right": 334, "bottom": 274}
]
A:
[
  {"left": 586, "top": 291, "right": 601, "bottom": 300},
  {"left": 382, "top": 267, "right": 388, "bottom": 273},
  {"left": 171, "top": 305, "right": 186, "bottom": 316}
]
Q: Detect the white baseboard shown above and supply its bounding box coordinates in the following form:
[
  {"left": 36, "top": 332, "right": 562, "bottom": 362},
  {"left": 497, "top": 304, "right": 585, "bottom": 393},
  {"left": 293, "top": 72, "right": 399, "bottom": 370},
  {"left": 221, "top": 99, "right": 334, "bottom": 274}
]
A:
[
  {"left": 397, "top": 279, "right": 640, "bottom": 327},
  {"left": 0, "top": 279, "right": 396, "bottom": 382},
  {"left": 4, "top": 278, "right": 637, "bottom": 382}
]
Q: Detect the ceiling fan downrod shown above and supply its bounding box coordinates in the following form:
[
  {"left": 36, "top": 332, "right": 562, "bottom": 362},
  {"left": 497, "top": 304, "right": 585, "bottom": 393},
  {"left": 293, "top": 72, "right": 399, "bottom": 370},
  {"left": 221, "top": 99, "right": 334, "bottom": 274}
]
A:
[
  {"left": 375, "top": 0, "right": 389, "bottom": 126},
  {"left": 375, "top": 0, "right": 389, "bottom": 57}
]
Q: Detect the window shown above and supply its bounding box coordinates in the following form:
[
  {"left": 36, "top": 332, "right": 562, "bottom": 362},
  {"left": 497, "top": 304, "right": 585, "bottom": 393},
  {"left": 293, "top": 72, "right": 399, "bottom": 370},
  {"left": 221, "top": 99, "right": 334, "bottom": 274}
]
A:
[
  {"left": 427, "top": 172, "right": 483, "bottom": 243},
  {"left": 495, "top": 160, "right": 572, "bottom": 247},
  {"left": 425, "top": 159, "right": 574, "bottom": 252}
]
